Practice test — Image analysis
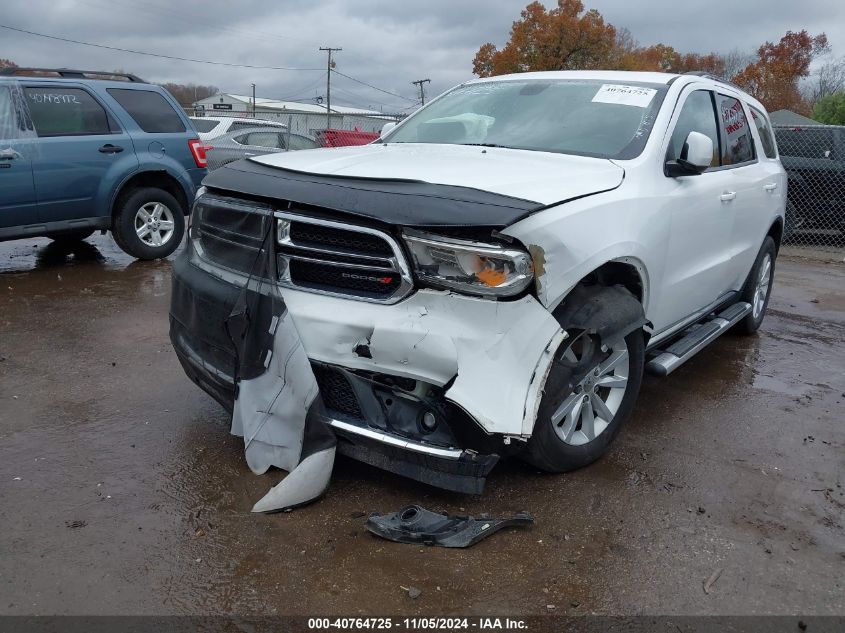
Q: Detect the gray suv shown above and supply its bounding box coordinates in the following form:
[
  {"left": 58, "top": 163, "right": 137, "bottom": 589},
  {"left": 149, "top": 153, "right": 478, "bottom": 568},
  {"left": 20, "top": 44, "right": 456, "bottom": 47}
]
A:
[{"left": 0, "top": 67, "right": 207, "bottom": 259}]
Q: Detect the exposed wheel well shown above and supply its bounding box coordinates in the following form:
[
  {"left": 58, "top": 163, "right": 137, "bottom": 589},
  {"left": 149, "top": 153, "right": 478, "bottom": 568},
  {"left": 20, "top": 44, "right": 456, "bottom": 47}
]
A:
[
  {"left": 577, "top": 261, "right": 645, "bottom": 303},
  {"left": 768, "top": 217, "right": 784, "bottom": 251},
  {"left": 111, "top": 171, "right": 188, "bottom": 225}
]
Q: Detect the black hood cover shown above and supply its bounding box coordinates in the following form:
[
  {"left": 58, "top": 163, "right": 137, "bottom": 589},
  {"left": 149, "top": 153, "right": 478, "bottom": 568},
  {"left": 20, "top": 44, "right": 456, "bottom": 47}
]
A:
[{"left": 202, "top": 159, "right": 543, "bottom": 229}]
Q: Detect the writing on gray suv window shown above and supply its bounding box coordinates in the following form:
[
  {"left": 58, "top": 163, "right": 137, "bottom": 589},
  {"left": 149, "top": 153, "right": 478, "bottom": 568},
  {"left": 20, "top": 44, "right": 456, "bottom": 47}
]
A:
[
  {"left": 384, "top": 79, "right": 668, "bottom": 159},
  {"left": 24, "top": 87, "right": 115, "bottom": 137}
]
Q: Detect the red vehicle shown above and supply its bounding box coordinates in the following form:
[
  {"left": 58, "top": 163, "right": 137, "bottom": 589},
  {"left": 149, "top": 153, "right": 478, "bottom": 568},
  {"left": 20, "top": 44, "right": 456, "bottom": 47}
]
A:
[{"left": 315, "top": 128, "right": 380, "bottom": 148}]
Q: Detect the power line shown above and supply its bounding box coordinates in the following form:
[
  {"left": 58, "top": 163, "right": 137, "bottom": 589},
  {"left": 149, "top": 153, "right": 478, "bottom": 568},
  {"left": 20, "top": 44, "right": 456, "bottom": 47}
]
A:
[
  {"left": 331, "top": 69, "right": 417, "bottom": 102},
  {"left": 0, "top": 23, "right": 323, "bottom": 71},
  {"left": 78, "top": 0, "right": 319, "bottom": 48},
  {"left": 329, "top": 83, "right": 402, "bottom": 110}
]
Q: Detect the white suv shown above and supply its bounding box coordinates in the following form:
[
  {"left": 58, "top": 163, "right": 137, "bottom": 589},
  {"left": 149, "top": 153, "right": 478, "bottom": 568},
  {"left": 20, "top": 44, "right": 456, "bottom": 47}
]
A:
[
  {"left": 189, "top": 115, "right": 287, "bottom": 141},
  {"left": 171, "top": 70, "right": 785, "bottom": 499}
]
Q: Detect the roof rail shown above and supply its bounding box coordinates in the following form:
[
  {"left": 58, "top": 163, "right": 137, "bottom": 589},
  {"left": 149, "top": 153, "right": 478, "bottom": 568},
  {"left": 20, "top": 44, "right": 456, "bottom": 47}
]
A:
[
  {"left": 682, "top": 70, "right": 744, "bottom": 93},
  {"left": 0, "top": 68, "right": 145, "bottom": 82}
]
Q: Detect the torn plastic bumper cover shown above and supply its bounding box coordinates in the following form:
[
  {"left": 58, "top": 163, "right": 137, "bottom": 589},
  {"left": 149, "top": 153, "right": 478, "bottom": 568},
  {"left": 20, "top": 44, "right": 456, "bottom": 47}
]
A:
[{"left": 170, "top": 221, "right": 336, "bottom": 512}]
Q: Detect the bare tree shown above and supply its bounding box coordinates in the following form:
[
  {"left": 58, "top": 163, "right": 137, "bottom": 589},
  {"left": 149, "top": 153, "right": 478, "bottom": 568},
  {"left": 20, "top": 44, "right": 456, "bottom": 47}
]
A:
[
  {"left": 722, "top": 48, "right": 754, "bottom": 81},
  {"left": 805, "top": 56, "right": 845, "bottom": 107}
]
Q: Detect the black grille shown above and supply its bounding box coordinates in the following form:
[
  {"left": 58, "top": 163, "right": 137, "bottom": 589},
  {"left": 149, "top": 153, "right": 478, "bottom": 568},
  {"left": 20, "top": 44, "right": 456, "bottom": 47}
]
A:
[
  {"left": 279, "top": 215, "right": 409, "bottom": 302},
  {"left": 289, "top": 222, "right": 394, "bottom": 257},
  {"left": 312, "top": 365, "right": 364, "bottom": 420},
  {"left": 288, "top": 259, "right": 401, "bottom": 297}
]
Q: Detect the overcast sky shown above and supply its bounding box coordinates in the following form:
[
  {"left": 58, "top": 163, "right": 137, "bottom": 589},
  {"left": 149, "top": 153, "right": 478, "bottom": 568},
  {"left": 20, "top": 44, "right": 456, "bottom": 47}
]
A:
[{"left": 2, "top": 0, "right": 843, "bottom": 112}]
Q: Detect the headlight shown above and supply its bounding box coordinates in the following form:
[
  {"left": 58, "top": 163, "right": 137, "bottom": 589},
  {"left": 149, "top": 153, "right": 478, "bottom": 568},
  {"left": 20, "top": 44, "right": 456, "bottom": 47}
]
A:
[
  {"left": 188, "top": 187, "right": 208, "bottom": 238},
  {"left": 403, "top": 230, "right": 533, "bottom": 297}
]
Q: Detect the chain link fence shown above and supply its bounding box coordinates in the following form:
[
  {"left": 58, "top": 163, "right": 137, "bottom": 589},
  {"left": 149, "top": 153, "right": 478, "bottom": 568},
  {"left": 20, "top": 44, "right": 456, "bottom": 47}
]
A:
[
  {"left": 774, "top": 124, "right": 845, "bottom": 254},
  {"left": 183, "top": 108, "right": 403, "bottom": 172}
]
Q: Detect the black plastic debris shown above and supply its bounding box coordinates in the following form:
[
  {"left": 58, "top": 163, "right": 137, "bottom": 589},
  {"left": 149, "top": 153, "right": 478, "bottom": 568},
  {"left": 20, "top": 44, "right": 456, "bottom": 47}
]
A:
[{"left": 366, "top": 505, "right": 534, "bottom": 548}]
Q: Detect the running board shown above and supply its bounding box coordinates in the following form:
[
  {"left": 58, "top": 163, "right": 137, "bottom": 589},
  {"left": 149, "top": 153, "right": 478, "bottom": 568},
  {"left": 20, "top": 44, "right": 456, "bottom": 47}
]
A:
[{"left": 646, "top": 302, "right": 752, "bottom": 377}]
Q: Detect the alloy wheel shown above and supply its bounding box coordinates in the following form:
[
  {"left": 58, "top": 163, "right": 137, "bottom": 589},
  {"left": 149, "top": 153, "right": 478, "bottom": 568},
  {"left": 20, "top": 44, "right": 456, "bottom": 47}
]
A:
[
  {"left": 752, "top": 253, "right": 772, "bottom": 319},
  {"left": 551, "top": 336, "right": 630, "bottom": 446},
  {"left": 135, "top": 202, "right": 175, "bottom": 247}
]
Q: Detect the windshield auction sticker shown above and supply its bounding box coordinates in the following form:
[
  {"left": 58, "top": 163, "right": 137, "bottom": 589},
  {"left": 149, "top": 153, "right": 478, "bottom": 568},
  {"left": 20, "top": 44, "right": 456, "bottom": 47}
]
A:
[{"left": 592, "top": 84, "right": 657, "bottom": 108}]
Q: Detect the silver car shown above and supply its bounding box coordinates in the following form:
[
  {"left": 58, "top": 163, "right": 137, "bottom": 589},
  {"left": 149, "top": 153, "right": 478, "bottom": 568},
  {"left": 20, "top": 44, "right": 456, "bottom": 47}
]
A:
[{"left": 205, "top": 126, "right": 319, "bottom": 170}]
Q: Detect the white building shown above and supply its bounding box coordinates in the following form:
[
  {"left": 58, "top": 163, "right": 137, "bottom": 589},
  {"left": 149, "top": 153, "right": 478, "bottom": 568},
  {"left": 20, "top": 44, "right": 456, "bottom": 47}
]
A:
[{"left": 191, "top": 93, "right": 395, "bottom": 136}]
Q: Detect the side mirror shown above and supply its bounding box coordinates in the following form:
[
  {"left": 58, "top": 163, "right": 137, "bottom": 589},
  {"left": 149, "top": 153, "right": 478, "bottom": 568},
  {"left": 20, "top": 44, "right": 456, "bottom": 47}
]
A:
[
  {"left": 380, "top": 121, "right": 397, "bottom": 138},
  {"left": 666, "top": 131, "right": 713, "bottom": 177}
]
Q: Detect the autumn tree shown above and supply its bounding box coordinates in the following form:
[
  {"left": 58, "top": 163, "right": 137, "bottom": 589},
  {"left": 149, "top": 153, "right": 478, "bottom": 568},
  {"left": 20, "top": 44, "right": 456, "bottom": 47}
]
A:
[
  {"left": 616, "top": 43, "right": 726, "bottom": 75},
  {"left": 472, "top": 0, "right": 618, "bottom": 77},
  {"left": 473, "top": 2, "right": 730, "bottom": 78},
  {"left": 0, "top": 58, "right": 18, "bottom": 68},
  {"left": 733, "top": 30, "right": 828, "bottom": 114}
]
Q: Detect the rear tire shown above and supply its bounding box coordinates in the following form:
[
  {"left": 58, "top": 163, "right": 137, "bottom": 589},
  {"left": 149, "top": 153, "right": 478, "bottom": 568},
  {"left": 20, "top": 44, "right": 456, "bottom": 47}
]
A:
[
  {"left": 49, "top": 229, "right": 95, "bottom": 243},
  {"left": 734, "top": 236, "right": 776, "bottom": 335},
  {"left": 112, "top": 187, "right": 185, "bottom": 260},
  {"left": 524, "top": 327, "right": 645, "bottom": 473}
]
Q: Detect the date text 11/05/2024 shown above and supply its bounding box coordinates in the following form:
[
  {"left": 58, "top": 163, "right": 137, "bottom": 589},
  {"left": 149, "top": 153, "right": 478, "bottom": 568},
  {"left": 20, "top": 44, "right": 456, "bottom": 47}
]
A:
[{"left": 307, "top": 618, "right": 529, "bottom": 630}]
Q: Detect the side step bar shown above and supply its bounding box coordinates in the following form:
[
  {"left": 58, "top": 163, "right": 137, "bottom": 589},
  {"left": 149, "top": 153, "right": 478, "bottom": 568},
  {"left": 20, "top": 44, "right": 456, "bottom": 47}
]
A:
[{"left": 646, "top": 302, "right": 752, "bottom": 377}]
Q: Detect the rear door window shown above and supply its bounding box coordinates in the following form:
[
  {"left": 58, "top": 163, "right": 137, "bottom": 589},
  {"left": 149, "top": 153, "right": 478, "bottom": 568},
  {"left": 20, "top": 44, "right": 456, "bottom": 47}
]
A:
[
  {"left": 24, "top": 87, "right": 116, "bottom": 137},
  {"left": 750, "top": 106, "right": 777, "bottom": 159},
  {"left": 717, "top": 94, "right": 755, "bottom": 165},
  {"left": 242, "top": 131, "right": 284, "bottom": 148},
  {"left": 107, "top": 88, "right": 186, "bottom": 133}
]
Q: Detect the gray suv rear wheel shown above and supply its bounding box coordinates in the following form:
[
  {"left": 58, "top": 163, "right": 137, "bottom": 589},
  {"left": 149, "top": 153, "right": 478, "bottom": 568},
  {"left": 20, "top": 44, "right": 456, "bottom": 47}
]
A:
[{"left": 112, "top": 187, "right": 185, "bottom": 260}]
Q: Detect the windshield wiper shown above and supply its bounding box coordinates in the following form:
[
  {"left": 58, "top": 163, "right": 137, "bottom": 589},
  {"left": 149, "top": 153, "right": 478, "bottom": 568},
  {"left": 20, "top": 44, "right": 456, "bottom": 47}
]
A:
[{"left": 460, "top": 143, "right": 508, "bottom": 148}]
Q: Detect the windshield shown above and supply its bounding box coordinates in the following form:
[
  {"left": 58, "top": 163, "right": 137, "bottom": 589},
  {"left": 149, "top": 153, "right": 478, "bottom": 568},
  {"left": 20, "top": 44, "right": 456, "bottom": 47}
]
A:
[{"left": 385, "top": 79, "right": 668, "bottom": 159}]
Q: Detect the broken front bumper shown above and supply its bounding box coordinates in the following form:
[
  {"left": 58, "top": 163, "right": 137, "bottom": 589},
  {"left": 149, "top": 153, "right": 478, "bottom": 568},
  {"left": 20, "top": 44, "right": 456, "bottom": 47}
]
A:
[{"left": 169, "top": 249, "right": 564, "bottom": 492}]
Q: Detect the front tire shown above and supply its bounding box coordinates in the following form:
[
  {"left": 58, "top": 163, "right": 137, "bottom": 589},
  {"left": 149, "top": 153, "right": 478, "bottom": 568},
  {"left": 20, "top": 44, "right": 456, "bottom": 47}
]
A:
[
  {"left": 524, "top": 327, "right": 645, "bottom": 473},
  {"left": 112, "top": 187, "right": 185, "bottom": 260},
  {"left": 733, "top": 236, "right": 776, "bottom": 335}
]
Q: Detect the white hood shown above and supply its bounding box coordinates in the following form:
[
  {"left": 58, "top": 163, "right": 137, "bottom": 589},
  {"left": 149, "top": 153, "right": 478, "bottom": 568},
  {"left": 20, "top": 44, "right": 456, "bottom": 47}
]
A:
[{"left": 251, "top": 143, "right": 624, "bottom": 206}]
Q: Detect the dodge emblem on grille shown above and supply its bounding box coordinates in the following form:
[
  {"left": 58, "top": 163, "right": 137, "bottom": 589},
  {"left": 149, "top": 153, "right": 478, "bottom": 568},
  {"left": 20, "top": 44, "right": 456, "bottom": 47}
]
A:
[{"left": 341, "top": 272, "right": 394, "bottom": 284}]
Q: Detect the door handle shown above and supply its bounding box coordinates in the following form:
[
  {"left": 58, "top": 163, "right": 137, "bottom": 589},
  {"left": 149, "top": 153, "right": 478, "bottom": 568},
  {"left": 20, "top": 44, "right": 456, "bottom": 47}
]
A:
[
  {"left": 98, "top": 144, "right": 124, "bottom": 154},
  {"left": 763, "top": 182, "right": 778, "bottom": 191},
  {"left": 720, "top": 191, "right": 736, "bottom": 202},
  {"left": 0, "top": 148, "right": 19, "bottom": 160}
]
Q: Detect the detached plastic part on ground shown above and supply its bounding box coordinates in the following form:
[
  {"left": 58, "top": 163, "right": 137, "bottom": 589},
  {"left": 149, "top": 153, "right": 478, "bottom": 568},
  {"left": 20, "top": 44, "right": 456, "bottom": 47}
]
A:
[{"left": 366, "top": 505, "right": 534, "bottom": 548}]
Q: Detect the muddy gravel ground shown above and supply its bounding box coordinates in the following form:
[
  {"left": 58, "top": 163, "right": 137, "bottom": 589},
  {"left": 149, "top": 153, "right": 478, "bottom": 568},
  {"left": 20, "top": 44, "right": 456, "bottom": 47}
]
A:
[{"left": 0, "top": 235, "right": 843, "bottom": 617}]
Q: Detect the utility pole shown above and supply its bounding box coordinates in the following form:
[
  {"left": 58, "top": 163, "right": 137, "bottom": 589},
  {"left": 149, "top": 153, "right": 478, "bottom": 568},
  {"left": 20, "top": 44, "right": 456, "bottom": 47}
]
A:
[
  {"left": 251, "top": 83, "right": 256, "bottom": 116},
  {"left": 412, "top": 78, "right": 431, "bottom": 105},
  {"left": 319, "top": 47, "right": 342, "bottom": 130}
]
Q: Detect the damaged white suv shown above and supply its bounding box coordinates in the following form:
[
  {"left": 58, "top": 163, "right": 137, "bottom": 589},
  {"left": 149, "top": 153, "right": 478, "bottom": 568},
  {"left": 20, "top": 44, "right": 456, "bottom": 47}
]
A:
[{"left": 170, "top": 71, "right": 785, "bottom": 501}]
